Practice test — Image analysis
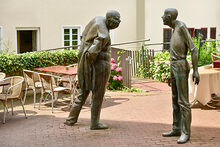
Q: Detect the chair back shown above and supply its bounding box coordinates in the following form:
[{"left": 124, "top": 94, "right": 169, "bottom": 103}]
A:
[
  {"left": 10, "top": 76, "right": 24, "bottom": 98},
  {"left": 0, "top": 72, "right": 6, "bottom": 93},
  {"left": 211, "top": 52, "right": 220, "bottom": 62},
  {"left": 23, "top": 69, "right": 40, "bottom": 87},
  {"left": 0, "top": 72, "right": 6, "bottom": 80},
  {"left": 67, "top": 63, "right": 78, "bottom": 68},
  {"left": 23, "top": 69, "right": 35, "bottom": 87},
  {"left": 39, "top": 73, "right": 54, "bottom": 91}
]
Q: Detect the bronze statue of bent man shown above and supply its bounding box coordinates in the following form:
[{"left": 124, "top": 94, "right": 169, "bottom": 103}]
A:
[
  {"left": 161, "top": 8, "right": 200, "bottom": 144},
  {"left": 64, "top": 10, "right": 121, "bottom": 130}
]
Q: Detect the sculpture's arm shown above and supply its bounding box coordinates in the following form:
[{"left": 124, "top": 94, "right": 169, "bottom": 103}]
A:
[
  {"left": 86, "top": 36, "right": 104, "bottom": 64},
  {"left": 86, "top": 24, "right": 108, "bottom": 64},
  {"left": 181, "top": 25, "right": 200, "bottom": 84}
]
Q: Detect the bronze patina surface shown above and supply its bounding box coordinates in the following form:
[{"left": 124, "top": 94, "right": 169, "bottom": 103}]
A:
[
  {"left": 64, "top": 10, "right": 121, "bottom": 130},
  {"left": 161, "top": 8, "right": 200, "bottom": 144}
]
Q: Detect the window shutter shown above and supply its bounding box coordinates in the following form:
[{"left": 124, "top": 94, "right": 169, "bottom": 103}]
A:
[
  {"left": 210, "top": 27, "right": 216, "bottom": 39},
  {"left": 195, "top": 29, "right": 201, "bottom": 39},
  {"left": 187, "top": 28, "right": 195, "bottom": 38},
  {"left": 200, "top": 28, "right": 207, "bottom": 40},
  {"left": 163, "top": 28, "right": 172, "bottom": 50}
]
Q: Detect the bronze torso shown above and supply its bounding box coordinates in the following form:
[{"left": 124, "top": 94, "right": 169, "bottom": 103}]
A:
[{"left": 170, "top": 22, "right": 188, "bottom": 61}]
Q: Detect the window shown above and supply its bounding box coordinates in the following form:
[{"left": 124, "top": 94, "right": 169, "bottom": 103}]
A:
[
  {"left": 163, "top": 28, "right": 172, "bottom": 50},
  {"left": 63, "top": 26, "right": 81, "bottom": 47},
  {"left": 0, "top": 26, "right": 2, "bottom": 51},
  {"left": 210, "top": 27, "right": 216, "bottom": 39},
  {"left": 16, "top": 27, "right": 40, "bottom": 54}
]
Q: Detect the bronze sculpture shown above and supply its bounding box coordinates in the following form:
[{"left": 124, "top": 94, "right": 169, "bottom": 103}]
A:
[
  {"left": 161, "top": 8, "right": 200, "bottom": 144},
  {"left": 64, "top": 10, "right": 121, "bottom": 130}
]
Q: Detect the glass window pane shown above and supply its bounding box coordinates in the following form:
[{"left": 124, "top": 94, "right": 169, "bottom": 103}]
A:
[
  {"left": 64, "top": 35, "right": 70, "bottom": 40},
  {"left": 72, "top": 41, "right": 78, "bottom": 45},
  {"left": 64, "top": 29, "right": 69, "bottom": 34},
  {"left": 72, "top": 29, "right": 78, "bottom": 34},
  {"left": 72, "top": 35, "right": 78, "bottom": 40},
  {"left": 64, "top": 41, "right": 70, "bottom": 46}
]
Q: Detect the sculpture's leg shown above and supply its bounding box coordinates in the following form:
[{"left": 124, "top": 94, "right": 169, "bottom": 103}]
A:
[
  {"left": 162, "top": 73, "right": 181, "bottom": 137},
  {"left": 90, "top": 84, "right": 108, "bottom": 130},
  {"left": 176, "top": 74, "right": 191, "bottom": 144},
  {"left": 64, "top": 89, "right": 90, "bottom": 126},
  {"left": 171, "top": 75, "right": 181, "bottom": 132},
  {"left": 90, "top": 63, "right": 110, "bottom": 130}
]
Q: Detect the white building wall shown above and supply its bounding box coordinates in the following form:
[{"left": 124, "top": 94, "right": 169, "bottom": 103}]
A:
[
  {"left": 0, "top": 0, "right": 136, "bottom": 51},
  {"left": 145, "top": 0, "right": 220, "bottom": 50}
]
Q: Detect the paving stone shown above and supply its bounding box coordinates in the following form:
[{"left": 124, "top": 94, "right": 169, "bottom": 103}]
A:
[{"left": 0, "top": 80, "right": 219, "bottom": 147}]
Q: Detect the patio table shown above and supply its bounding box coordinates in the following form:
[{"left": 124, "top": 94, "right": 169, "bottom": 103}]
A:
[
  {"left": 35, "top": 65, "right": 78, "bottom": 104},
  {"left": 189, "top": 65, "right": 220, "bottom": 108},
  {"left": 35, "top": 65, "right": 77, "bottom": 75}
]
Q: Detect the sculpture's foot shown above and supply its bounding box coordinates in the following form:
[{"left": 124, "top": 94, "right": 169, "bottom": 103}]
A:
[
  {"left": 64, "top": 120, "right": 77, "bottom": 126},
  {"left": 162, "top": 130, "right": 181, "bottom": 137},
  {"left": 90, "top": 123, "right": 109, "bottom": 130},
  {"left": 177, "top": 133, "right": 190, "bottom": 144}
]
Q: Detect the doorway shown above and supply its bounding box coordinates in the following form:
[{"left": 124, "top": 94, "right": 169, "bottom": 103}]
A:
[{"left": 17, "top": 29, "right": 39, "bottom": 53}]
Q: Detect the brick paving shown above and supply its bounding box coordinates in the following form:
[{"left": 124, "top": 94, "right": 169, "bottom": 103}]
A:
[{"left": 0, "top": 79, "right": 220, "bottom": 147}]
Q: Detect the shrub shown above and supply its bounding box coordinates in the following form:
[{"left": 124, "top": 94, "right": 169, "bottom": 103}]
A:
[
  {"left": 107, "top": 58, "right": 124, "bottom": 90},
  {"left": 193, "top": 38, "right": 217, "bottom": 66},
  {"left": 150, "top": 51, "right": 171, "bottom": 82},
  {"left": 150, "top": 50, "right": 192, "bottom": 82},
  {"left": 150, "top": 37, "right": 218, "bottom": 82},
  {"left": 0, "top": 49, "right": 78, "bottom": 76}
]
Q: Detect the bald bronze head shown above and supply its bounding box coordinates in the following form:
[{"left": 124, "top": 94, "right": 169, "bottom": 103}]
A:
[
  {"left": 106, "top": 10, "right": 121, "bottom": 30},
  {"left": 162, "top": 8, "right": 178, "bottom": 28}
]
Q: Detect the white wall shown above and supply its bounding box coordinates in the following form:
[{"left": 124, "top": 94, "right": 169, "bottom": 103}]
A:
[
  {"left": 0, "top": 0, "right": 136, "bottom": 51},
  {"left": 145, "top": 0, "right": 220, "bottom": 50}
]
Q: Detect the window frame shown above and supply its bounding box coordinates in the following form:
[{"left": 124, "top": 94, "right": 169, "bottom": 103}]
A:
[
  {"left": 0, "top": 26, "right": 2, "bottom": 51},
  {"left": 62, "top": 25, "right": 81, "bottom": 48},
  {"left": 15, "top": 27, "right": 40, "bottom": 54}
]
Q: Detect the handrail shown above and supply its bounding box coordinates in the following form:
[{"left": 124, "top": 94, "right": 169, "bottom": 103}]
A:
[
  {"left": 36, "top": 38, "right": 218, "bottom": 52},
  {"left": 144, "top": 39, "right": 220, "bottom": 46},
  {"left": 40, "top": 39, "right": 150, "bottom": 52},
  {"left": 111, "top": 39, "right": 150, "bottom": 46}
]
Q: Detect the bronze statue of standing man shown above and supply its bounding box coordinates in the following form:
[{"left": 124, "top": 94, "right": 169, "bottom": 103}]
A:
[
  {"left": 64, "top": 10, "right": 121, "bottom": 130},
  {"left": 161, "top": 8, "right": 200, "bottom": 144}
]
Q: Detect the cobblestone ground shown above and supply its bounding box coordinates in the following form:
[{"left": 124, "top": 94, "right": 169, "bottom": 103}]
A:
[{"left": 0, "top": 79, "right": 220, "bottom": 147}]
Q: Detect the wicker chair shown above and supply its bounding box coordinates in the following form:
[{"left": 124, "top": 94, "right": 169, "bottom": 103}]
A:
[
  {"left": 23, "top": 69, "right": 42, "bottom": 107},
  {"left": 0, "top": 72, "right": 6, "bottom": 80},
  {"left": 211, "top": 52, "right": 220, "bottom": 61},
  {"left": 38, "top": 73, "right": 71, "bottom": 113},
  {"left": 0, "top": 76, "right": 27, "bottom": 123},
  {"left": 0, "top": 72, "right": 6, "bottom": 93},
  {"left": 58, "top": 63, "right": 79, "bottom": 104}
]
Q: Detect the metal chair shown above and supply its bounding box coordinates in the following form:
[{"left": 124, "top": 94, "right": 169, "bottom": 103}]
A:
[
  {"left": 58, "top": 63, "right": 79, "bottom": 104},
  {"left": 23, "top": 69, "right": 42, "bottom": 108},
  {"left": 0, "top": 72, "right": 6, "bottom": 80},
  {"left": 38, "top": 73, "right": 71, "bottom": 113},
  {"left": 0, "top": 72, "right": 6, "bottom": 93},
  {"left": 211, "top": 52, "right": 220, "bottom": 61},
  {"left": 0, "top": 76, "right": 27, "bottom": 123}
]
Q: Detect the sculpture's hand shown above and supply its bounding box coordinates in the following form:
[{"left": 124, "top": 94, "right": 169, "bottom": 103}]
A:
[{"left": 192, "top": 70, "right": 200, "bottom": 85}]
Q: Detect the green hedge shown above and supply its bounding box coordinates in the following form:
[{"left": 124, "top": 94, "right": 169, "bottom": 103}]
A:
[{"left": 0, "top": 49, "right": 78, "bottom": 76}]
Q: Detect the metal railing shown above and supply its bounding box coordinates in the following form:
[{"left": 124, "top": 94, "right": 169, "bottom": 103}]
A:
[{"left": 131, "top": 39, "right": 220, "bottom": 78}]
